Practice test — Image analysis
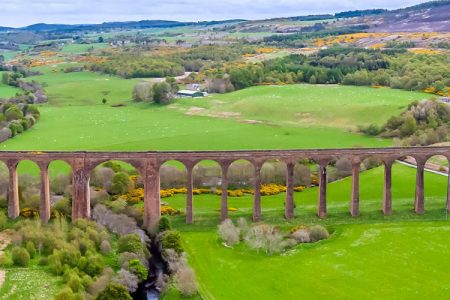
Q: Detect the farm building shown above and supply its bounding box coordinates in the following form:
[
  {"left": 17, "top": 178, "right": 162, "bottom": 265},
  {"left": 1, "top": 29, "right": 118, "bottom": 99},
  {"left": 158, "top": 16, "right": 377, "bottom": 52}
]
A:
[{"left": 177, "top": 90, "right": 207, "bottom": 98}]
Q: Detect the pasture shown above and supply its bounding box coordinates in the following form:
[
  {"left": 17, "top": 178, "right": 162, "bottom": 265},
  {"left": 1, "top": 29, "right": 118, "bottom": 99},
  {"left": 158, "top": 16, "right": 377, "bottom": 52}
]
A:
[
  {"left": 1, "top": 80, "right": 428, "bottom": 174},
  {"left": 161, "top": 163, "right": 450, "bottom": 299}
]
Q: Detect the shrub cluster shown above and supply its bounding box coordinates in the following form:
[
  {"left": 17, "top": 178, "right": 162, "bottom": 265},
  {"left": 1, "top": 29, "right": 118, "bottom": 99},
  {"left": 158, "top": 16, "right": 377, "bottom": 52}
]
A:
[
  {"left": 365, "top": 100, "right": 450, "bottom": 146},
  {"left": 218, "top": 219, "right": 330, "bottom": 255},
  {"left": 10, "top": 216, "right": 113, "bottom": 299}
]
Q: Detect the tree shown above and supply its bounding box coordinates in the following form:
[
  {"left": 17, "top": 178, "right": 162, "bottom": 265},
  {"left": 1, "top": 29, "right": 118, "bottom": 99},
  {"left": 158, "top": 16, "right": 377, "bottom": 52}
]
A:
[
  {"left": 152, "top": 82, "right": 172, "bottom": 104},
  {"left": 110, "top": 172, "right": 133, "bottom": 195},
  {"left": 400, "top": 115, "right": 418, "bottom": 137},
  {"left": 132, "top": 82, "right": 152, "bottom": 102},
  {"left": 98, "top": 36, "right": 104, "bottom": 43},
  {"left": 158, "top": 216, "right": 172, "bottom": 232},
  {"left": 102, "top": 98, "right": 107, "bottom": 105},
  {"left": 95, "top": 283, "right": 132, "bottom": 300}
]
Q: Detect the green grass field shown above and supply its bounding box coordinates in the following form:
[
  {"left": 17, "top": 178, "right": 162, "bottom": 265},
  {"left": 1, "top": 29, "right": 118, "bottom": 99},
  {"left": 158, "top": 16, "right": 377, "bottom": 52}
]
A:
[
  {"left": 2, "top": 82, "right": 426, "bottom": 152},
  {"left": 177, "top": 85, "right": 429, "bottom": 130},
  {"left": 0, "top": 79, "right": 428, "bottom": 175},
  {"left": 0, "top": 265, "right": 62, "bottom": 299},
  {"left": 60, "top": 43, "right": 108, "bottom": 54},
  {"left": 160, "top": 163, "right": 450, "bottom": 299},
  {"left": 0, "top": 72, "right": 21, "bottom": 98}
]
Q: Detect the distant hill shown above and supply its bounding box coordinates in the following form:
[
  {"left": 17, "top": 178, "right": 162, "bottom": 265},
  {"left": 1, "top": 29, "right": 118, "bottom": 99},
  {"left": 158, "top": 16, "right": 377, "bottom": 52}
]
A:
[
  {"left": 17, "top": 19, "right": 245, "bottom": 33},
  {"left": 1, "top": 1, "right": 449, "bottom": 34},
  {"left": 368, "top": 0, "right": 450, "bottom": 32},
  {"left": 0, "top": 26, "right": 13, "bottom": 32}
]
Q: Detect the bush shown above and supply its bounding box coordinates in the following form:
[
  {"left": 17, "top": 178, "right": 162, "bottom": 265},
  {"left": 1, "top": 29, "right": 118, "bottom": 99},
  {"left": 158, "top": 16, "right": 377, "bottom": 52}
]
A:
[
  {"left": 160, "top": 230, "right": 183, "bottom": 254},
  {"left": 11, "top": 246, "right": 30, "bottom": 267},
  {"left": 55, "top": 287, "right": 75, "bottom": 300},
  {"left": 174, "top": 265, "right": 198, "bottom": 296},
  {"left": 292, "top": 229, "right": 311, "bottom": 243},
  {"left": 128, "top": 259, "right": 148, "bottom": 281},
  {"left": 100, "top": 240, "right": 111, "bottom": 255},
  {"left": 110, "top": 172, "right": 133, "bottom": 195},
  {"left": 87, "top": 268, "right": 113, "bottom": 297},
  {"left": 5, "top": 105, "right": 23, "bottom": 121},
  {"left": 218, "top": 219, "right": 240, "bottom": 247},
  {"left": 84, "top": 255, "right": 104, "bottom": 277},
  {"left": 244, "top": 224, "right": 283, "bottom": 255},
  {"left": 308, "top": 225, "right": 329, "bottom": 242},
  {"left": 117, "top": 234, "right": 144, "bottom": 254},
  {"left": 95, "top": 282, "right": 132, "bottom": 300},
  {"left": 115, "top": 269, "right": 139, "bottom": 293},
  {"left": 67, "top": 273, "right": 84, "bottom": 293},
  {"left": 158, "top": 216, "right": 172, "bottom": 232},
  {"left": 52, "top": 198, "right": 72, "bottom": 216},
  {"left": 25, "top": 241, "right": 36, "bottom": 258}
]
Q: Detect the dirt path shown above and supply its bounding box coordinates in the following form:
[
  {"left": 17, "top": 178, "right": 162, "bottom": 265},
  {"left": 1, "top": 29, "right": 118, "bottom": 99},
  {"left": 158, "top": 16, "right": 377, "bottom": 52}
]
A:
[{"left": 0, "top": 230, "right": 13, "bottom": 288}]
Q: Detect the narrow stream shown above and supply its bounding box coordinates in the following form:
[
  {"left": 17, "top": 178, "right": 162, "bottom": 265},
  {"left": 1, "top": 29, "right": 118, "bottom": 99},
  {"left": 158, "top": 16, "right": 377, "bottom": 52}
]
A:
[{"left": 132, "top": 234, "right": 168, "bottom": 300}]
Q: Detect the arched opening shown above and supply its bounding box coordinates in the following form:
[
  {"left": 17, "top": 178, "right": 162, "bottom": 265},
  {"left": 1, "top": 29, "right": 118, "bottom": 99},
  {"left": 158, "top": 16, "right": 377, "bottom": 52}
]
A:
[
  {"left": 260, "top": 159, "right": 287, "bottom": 218},
  {"left": 192, "top": 160, "right": 222, "bottom": 221},
  {"left": 357, "top": 155, "right": 384, "bottom": 216},
  {"left": 16, "top": 160, "right": 41, "bottom": 218},
  {"left": 89, "top": 160, "right": 144, "bottom": 225},
  {"left": 159, "top": 160, "right": 187, "bottom": 223},
  {"left": 424, "top": 155, "right": 449, "bottom": 214},
  {"left": 392, "top": 155, "right": 417, "bottom": 213},
  {"left": 48, "top": 160, "right": 73, "bottom": 219},
  {"left": 226, "top": 160, "right": 255, "bottom": 220}
]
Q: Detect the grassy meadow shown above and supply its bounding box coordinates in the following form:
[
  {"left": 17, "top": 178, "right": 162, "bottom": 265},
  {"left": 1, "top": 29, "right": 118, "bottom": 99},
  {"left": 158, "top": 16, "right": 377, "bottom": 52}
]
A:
[{"left": 160, "top": 163, "right": 450, "bottom": 299}]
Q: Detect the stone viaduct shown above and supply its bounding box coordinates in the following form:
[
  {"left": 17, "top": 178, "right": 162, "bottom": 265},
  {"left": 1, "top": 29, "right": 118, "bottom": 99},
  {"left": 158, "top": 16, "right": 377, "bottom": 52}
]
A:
[{"left": 2, "top": 147, "right": 450, "bottom": 227}]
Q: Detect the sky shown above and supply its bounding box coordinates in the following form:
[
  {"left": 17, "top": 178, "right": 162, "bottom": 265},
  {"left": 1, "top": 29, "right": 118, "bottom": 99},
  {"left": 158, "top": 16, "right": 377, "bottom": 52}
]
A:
[{"left": 1, "top": 0, "right": 428, "bottom": 27}]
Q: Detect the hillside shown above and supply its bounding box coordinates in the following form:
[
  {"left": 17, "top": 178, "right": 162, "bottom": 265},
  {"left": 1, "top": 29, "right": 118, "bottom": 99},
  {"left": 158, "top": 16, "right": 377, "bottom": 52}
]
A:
[{"left": 367, "top": 1, "right": 450, "bottom": 32}]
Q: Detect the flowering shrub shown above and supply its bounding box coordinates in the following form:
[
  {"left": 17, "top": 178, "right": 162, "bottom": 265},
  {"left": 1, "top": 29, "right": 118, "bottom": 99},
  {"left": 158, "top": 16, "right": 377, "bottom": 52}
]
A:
[
  {"left": 161, "top": 205, "right": 182, "bottom": 216},
  {"left": 20, "top": 207, "right": 39, "bottom": 218}
]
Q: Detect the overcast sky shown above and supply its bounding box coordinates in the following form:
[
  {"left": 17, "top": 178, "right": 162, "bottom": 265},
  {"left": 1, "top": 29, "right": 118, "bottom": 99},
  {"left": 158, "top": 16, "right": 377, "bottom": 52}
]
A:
[{"left": 1, "top": 0, "right": 427, "bottom": 27}]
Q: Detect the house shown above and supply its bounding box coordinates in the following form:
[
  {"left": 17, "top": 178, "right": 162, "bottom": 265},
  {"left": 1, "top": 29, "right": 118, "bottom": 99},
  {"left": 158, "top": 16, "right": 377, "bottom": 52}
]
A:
[{"left": 177, "top": 90, "right": 207, "bottom": 98}]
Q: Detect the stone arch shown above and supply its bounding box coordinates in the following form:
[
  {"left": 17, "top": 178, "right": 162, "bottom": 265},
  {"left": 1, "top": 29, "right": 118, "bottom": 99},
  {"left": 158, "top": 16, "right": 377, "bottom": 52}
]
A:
[
  {"left": 191, "top": 159, "right": 223, "bottom": 222},
  {"left": 88, "top": 160, "right": 142, "bottom": 221},
  {"left": 389, "top": 155, "right": 418, "bottom": 213},
  {"left": 259, "top": 158, "right": 287, "bottom": 218},
  {"left": 159, "top": 160, "right": 188, "bottom": 222},
  {"left": 227, "top": 159, "right": 255, "bottom": 221},
  {"left": 16, "top": 159, "right": 41, "bottom": 219},
  {"left": 48, "top": 160, "right": 73, "bottom": 218}
]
